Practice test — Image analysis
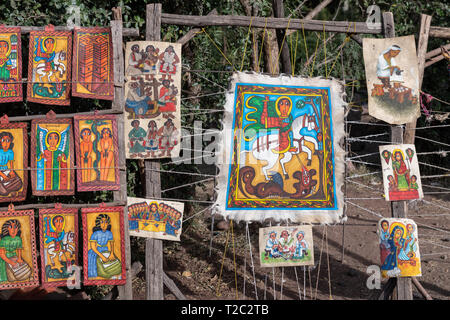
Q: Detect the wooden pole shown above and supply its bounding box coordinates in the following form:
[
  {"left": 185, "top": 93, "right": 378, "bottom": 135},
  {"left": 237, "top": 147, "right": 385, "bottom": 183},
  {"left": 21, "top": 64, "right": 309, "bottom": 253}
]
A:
[
  {"left": 429, "top": 26, "right": 450, "bottom": 39},
  {"left": 273, "top": 0, "right": 292, "bottom": 74}
]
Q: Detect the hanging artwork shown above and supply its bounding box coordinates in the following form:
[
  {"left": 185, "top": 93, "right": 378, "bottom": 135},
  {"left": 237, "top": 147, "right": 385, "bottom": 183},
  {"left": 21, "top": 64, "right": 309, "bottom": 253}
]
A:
[
  {"left": 259, "top": 225, "right": 314, "bottom": 268},
  {"left": 74, "top": 114, "right": 120, "bottom": 191},
  {"left": 82, "top": 205, "right": 126, "bottom": 285},
  {"left": 379, "top": 144, "right": 423, "bottom": 201},
  {"left": 72, "top": 27, "right": 114, "bottom": 100},
  {"left": 31, "top": 111, "right": 74, "bottom": 196},
  {"left": 214, "top": 72, "right": 346, "bottom": 224},
  {"left": 0, "top": 26, "right": 22, "bottom": 103},
  {"left": 378, "top": 218, "right": 421, "bottom": 278},
  {"left": 127, "top": 196, "right": 184, "bottom": 241},
  {"left": 363, "top": 35, "right": 420, "bottom": 125},
  {"left": 123, "top": 41, "right": 181, "bottom": 159},
  {"left": 27, "top": 26, "right": 72, "bottom": 105},
  {"left": 0, "top": 115, "right": 27, "bottom": 203},
  {"left": 0, "top": 207, "right": 39, "bottom": 290},
  {"left": 39, "top": 206, "right": 78, "bottom": 288}
]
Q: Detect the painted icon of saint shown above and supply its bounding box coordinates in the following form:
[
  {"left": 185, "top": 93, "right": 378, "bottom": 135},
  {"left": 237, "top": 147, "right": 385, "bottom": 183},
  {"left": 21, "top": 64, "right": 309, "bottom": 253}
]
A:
[{"left": 0, "top": 131, "right": 22, "bottom": 197}]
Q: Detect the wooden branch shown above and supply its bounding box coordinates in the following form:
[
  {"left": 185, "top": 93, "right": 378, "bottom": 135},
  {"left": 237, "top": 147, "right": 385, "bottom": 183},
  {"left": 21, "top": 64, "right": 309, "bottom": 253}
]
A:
[
  {"left": 0, "top": 201, "right": 126, "bottom": 211},
  {"left": 5, "top": 108, "right": 123, "bottom": 122},
  {"left": 9, "top": 25, "right": 138, "bottom": 36},
  {"left": 425, "top": 54, "right": 445, "bottom": 68},
  {"left": 411, "top": 277, "right": 433, "bottom": 300},
  {"left": 304, "top": 0, "right": 333, "bottom": 20},
  {"left": 377, "top": 278, "right": 397, "bottom": 300},
  {"left": 429, "top": 26, "right": 450, "bottom": 39},
  {"left": 178, "top": 9, "right": 218, "bottom": 45},
  {"left": 163, "top": 272, "right": 187, "bottom": 300},
  {"left": 425, "top": 43, "right": 450, "bottom": 60}
]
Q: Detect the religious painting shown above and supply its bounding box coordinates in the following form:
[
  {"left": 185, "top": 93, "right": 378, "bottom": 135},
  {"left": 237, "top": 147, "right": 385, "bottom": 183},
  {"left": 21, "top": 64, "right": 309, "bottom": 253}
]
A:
[
  {"left": 72, "top": 27, "right": 114, "bottom": 100},
  {"left": 27, "top": 26, "right": 72, "bottom": 105},
  {"left": 0, "top": 116, "right": 27, "bottom": 203},
  {"left": 127, "top": 196, "right": 184, "bottom": 241},
  {"left": 39, "top": 206, "right": 78, "bottom": 288},
  {"left": 0, "top": 208, "right": 39, "bottom": 290},
  {"left": 74, "top": 114, "right": 120, "bottom": 191},
  {"left": 259, "top": 225, "right": 314, "bottom": 268},
  {"left": 31, "top": 112, "right": 74, "bottom": 196},
  {"left": 378, "top": 218, "right": 421, "bottom": 278},
  {"left": 214, "top": 72, "right": 346, "bottom": 224},
  {"left": 379, "top": 144, "right": 423, "bottom": 201},
  {"left": 82, "top": 205, "right": 126, "bottom": 285},
  {"left": 124, "top": 41, "right": 181, "bottom": 159},
  {"left": 0, "top": 26, "right": 22, "bottom": 103},
  {"left": 363, "top": 35, "right": 420, "bottom": 125}
]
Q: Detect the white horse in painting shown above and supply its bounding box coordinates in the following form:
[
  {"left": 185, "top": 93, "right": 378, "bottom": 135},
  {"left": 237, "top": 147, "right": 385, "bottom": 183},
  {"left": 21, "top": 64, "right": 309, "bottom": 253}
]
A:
[
  {"left": 47, "top": 230, "right": 76, "bottom": 271},
  {"left": 34, "top": 51, "right": 67, "bottom": 82},
  {"left": 241, "top": 115, "right": 319, "bottom": 181}
]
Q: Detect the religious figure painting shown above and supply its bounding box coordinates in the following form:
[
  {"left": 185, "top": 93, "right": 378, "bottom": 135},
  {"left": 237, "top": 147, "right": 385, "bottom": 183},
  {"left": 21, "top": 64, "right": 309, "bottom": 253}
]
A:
[
  {"left": 82, "top": 205, "right": 126, "bottom": 286},
  {"left": 379, "top": 144, "right": 423, "bottom": 201},
  {"left": 127, "top": 197, "right": 184, "bottom": 241},
  {"left": 378, "top": 218, "right": 421, "bottom": 278},
  {"left": 363, "top": 35, "right": 420, "bottom": 125},
  {"left": 259, "top": 225, "right": 314, "bottom": 268},
  {"left": 214, "top": 72, "right": 346, "bottom": 224},
  {"left": 74, "top": 114, "right": 120, "bottom": 191},
  {"left": 0, "top": 27, "right": 22, "bottom": 103},
  {"left": 0, "top": 117, "right": 27, "bottom": 203},
  {"left": 0, "top": 209, "right": 39, "bottom": 290},
  {"left": 27, "top": 26, "right": 72, "bottom": 105},
  {"left": 39, "top": 207, "right": 78, "bottom": 288},
  {"left": 31, "top": 112, "right": 74, "bottom": 196},
  {"left": 124, "top": 41, "right": 181, "bottom": 159},
  {"left": 72, "top": 27, "right": 114, "bottom": 100}
]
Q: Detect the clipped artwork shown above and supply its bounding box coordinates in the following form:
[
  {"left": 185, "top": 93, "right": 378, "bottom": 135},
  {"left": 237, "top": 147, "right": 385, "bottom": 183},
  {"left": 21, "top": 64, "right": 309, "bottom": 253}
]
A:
[
  {"left": 214, "top": 72, "right": 346, "bottom": 224},
  {"left": 39, "top": 206, "right": 78, "bottom": 287},
  {"left": 31, "top": 111, "right": 74, "bottom": 196},
  {"left": 74, "top": 114, "right": 120, "bottom": 191},
  {"left": 0, "top": 26, "right": 22, "bottom": 103},
  {"left": 27, "top": 26, "right": 72, "bottom": 105},
  {"left": 259, "top": 225, "right": 314, "bottom": 268},
  {"left": 363, "top": 35, "right": 420, "bottom": 125},
  {"left": 0, "top": 116, "right": 28, "bottom": 202},
  {"left": 124, "top": 41, "right": 181, "bottom": 159},
  {"left": 72, "top": 27, "right": 114, "bottom": 100},
  {"left": 378, "top": 218, "right": 421, "bottom": 278},
  {"left": 82, "top": 205, "right": 126, "bottom": 285},
  {"left": 379, "top": 144, "right": 423, "bottom": 201},
  {"left": 127, "top": 196, "right": 184, "bottom": 241},
  {"left": 0, "top": 208, "right": 39, "bottom": 290}
]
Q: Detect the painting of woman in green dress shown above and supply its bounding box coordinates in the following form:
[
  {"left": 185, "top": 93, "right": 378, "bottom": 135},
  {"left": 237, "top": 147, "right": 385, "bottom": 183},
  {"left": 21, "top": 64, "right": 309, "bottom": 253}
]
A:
[
  {"left": 128, "top": 119, "right": 146, "bottom": 157},
  {"left": 392, "top": 150, "right": 410, "bottom": 191}
]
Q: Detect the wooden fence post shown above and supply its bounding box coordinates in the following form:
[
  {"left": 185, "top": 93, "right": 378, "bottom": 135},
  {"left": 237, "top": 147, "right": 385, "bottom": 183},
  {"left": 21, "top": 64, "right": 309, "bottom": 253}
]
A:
[{"left": 273, "top": 0, "right": 292, "bottom": 74}]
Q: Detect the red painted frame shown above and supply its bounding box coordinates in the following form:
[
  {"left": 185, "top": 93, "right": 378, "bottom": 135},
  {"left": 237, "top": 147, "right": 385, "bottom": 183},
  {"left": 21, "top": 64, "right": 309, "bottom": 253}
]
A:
[{"left": 0, "top": 26, "right": 22, "bottom": 103}]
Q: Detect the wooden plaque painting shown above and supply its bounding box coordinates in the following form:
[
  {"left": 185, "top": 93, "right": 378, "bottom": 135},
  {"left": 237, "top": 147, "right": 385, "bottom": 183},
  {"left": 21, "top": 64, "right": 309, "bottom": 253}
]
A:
[
  {"left": 378, "top": 218, "right": 421, "bottom": 278},
  {"left": 127, "top": 196, "right": 184, "bottom": 241},
  {"left": 27, "top": 27, "right": 72, "bottom": 105},
  {"left": 379, "top": 144, "right": 423, "bottom": 201},
  {"left": 82, "top": 206, "right": 126, "bottom": 285},
  {"left": 72, "top": 27, "right": 114, "bottom": 100},
  {"left": 214, "top": 72, "right": 346, "bottom": 224},
  {"left": 259, "top": 225, "right": 314, "bottom": 268},
  {"left": 124, "top": 41, "right": 181, "bottom": 159},
  {"left": 363, "top": 35, "right": 420, "bottom": 125},
  {"left": 0, "top": 26, "right": 22, "bottom": 103},
  {"left": 74, "top": 114, "right": 120, "bottom": 191},
  {"left": 31, "top": 113, "right": 74, "bottom": 196},
  {"left": 0, "top": 209, "right": 39, "bottom": 290},
  {"left": 0, "top": 117, "right": 28, "bottom": 202},
  {"left": 39, "top": 207, "right": 78, "bottom": 288}
]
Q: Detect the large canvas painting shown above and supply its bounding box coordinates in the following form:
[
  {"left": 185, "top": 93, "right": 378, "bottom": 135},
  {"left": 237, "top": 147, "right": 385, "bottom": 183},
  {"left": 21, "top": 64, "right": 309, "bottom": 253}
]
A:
[
  {"left": 0, "top": 117, "right": 27, "bottom": 202},
  {"left": 72, "top": 27, "right": 114, "bottom": 100},
  {"left": 0, "top": 27, "right": 22, "bottom": 103},
  {"left": 363, "top": 35, "right": 420, "bottom": 125},
  {"left": 31, "top": 112, "right": 74, "bottom": 196},
  {"left": 214, "top": 72, "right": 346, "bottom": 224},
  {"left": 82, "top": 205, "right": 126, "bottom": 286},
  {"left": 27, "top": 27, "right": 72, "bottom": 105},
  {"left": 0, "top": 209, "right": 39, "bottom": 290},
  {"left": 259, "top": 225, "right": 314, "bottom": 268},
  {"left": 39, "top": 207, "right": 78, "bottom": 288},
  {"left": 74, "top": 114, "right": 120, "bottom": 191},
  {"left": 379, "top": 144, "right": 423, "bottom": 201},
  {"left": 124, "top": 41, "right": 181, "bottom": 159},
  {"left": 378, "top": 218, "right": 421, "bottom": 278},
  {"left": 127, "top": 196, "right": 184, "bottom": 241}
]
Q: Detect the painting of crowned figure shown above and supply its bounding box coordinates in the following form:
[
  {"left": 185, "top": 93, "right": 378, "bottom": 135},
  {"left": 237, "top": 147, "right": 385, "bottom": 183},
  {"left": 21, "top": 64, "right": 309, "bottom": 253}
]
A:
[
  {"left": 259, "top": 225, "right": 314, "bottom": 268},
  {"left": 379, "top": 144, "right": 423, "bottom": 201},
  {"left": 127, "top": 197, "right": 184, "bottom": 241},
  {"left": 82, "top": 206, "right": 126, "bottom": 285},
  {"left": 0, "top": 27, "right": 22, "bottom": 103}
]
